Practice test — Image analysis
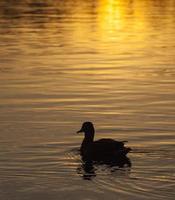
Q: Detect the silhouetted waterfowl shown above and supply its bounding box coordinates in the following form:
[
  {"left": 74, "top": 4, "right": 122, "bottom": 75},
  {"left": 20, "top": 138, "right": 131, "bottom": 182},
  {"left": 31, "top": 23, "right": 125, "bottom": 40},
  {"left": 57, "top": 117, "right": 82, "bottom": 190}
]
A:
[{"left": 77, "top": 122, "right": 131, "bottom": 165}]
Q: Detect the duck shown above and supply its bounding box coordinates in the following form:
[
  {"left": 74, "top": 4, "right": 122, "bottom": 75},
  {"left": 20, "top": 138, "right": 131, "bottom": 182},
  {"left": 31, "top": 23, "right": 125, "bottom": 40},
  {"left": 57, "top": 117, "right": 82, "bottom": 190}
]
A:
[{"left": 77, "top": 122, "right": 131, "bottom": 164}]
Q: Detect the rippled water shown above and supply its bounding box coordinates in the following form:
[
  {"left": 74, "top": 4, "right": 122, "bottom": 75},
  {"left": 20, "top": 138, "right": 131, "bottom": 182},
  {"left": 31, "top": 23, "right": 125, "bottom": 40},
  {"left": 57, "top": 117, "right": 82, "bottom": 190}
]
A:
[{"left": 0, "top": 0, "right": 175, "bottom": 199}]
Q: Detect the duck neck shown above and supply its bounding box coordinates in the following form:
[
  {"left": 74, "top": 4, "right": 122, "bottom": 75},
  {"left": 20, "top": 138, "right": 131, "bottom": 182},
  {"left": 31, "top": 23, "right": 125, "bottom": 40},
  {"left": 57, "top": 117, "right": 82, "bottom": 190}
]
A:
[{"left": 83, "top": 130, "right": 94, "bottom": 145}]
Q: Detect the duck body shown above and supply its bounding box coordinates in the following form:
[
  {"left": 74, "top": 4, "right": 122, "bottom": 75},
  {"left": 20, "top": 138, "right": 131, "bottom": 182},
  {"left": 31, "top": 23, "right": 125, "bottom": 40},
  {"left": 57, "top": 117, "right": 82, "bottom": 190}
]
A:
[{"left": 77, "top": 122, "right": 131, "bottom": 164}]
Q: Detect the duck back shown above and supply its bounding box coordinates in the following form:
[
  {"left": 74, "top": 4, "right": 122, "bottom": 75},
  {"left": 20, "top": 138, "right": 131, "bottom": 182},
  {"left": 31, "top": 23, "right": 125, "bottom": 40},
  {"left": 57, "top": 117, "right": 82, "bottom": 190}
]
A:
[
  {"left": 93, "top": 138, "right": 125, "bottom": 151},
  {"left": 81, "top": 139, "right": 130, "bottom": 162}
]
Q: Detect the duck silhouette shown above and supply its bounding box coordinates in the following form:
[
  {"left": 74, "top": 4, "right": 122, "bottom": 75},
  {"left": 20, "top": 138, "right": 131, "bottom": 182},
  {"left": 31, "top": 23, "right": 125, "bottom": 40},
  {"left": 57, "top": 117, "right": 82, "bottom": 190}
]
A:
[{"left": 77, "top": 122, "right": 131, "bottom": 166}]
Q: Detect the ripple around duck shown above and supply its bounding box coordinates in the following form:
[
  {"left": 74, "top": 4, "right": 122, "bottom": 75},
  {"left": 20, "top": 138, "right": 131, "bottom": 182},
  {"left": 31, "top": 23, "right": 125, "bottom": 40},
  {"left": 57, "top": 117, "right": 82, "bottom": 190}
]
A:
[
  {"left": 75, "top": 146, "right": 175, "bottom": 199},
  {"left": 0, "top": 142, "right": 175, "bottom": 199},
  {"left": 0, "top": 142, "right": 80, "bottom": 179}
]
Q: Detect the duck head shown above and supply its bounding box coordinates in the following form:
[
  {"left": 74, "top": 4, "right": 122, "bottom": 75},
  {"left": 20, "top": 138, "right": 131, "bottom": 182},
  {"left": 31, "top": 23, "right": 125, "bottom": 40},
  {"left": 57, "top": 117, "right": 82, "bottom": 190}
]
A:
[{"left": 77, "top": 122, "right": 95, "bottom": 142}]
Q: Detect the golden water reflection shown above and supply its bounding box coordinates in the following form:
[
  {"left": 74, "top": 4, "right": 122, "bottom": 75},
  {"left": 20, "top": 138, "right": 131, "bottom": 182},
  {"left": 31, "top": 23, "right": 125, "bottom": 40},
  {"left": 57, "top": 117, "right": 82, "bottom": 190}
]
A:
[
  {"left": 0, "top": 1, "right": 175, "bottom": 199},
  {"left": 0, "top": 0, "right": 174, "bottom": 125},
  {"left": 0, "top": 0, "right": 175, "bottom": 42},
  {"left": 0, "top": 0, "right": 174, "bottom": 132}
]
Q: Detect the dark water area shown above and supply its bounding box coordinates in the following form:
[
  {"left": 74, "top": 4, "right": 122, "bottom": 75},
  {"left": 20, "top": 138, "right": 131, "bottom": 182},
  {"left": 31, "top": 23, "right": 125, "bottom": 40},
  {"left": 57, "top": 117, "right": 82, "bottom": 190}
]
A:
[{"left": 0, "top": 0, "right": 175, "bottom": 199}]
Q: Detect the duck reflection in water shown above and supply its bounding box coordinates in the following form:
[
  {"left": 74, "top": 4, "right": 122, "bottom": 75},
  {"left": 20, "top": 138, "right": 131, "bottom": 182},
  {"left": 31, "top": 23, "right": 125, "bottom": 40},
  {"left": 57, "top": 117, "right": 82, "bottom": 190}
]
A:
[{"left": 77, "top": 122, "right": 132, "bottom": 179}]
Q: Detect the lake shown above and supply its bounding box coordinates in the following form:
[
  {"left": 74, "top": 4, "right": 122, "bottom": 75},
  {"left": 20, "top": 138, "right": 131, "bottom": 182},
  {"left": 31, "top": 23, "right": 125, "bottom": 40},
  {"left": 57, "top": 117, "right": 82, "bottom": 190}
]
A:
[{"left": 0, "top": 0, "right": 175, "bottom": 199}]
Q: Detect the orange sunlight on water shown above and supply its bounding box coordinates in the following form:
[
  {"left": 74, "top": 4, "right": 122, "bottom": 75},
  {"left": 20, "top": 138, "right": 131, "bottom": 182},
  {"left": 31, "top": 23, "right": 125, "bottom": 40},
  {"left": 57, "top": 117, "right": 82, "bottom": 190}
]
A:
[{"left": 0, "top": 1, "right": 175, "bottom": 200}]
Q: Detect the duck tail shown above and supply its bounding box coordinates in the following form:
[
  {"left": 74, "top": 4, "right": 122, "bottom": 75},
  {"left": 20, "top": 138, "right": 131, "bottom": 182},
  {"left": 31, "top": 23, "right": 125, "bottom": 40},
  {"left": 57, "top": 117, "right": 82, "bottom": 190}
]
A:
[
  {"left": 126, "top": 147, "right": 132, "bottom": 153},
  {"left": 119, "top": 147, "right": 132, "bottom": 156}
]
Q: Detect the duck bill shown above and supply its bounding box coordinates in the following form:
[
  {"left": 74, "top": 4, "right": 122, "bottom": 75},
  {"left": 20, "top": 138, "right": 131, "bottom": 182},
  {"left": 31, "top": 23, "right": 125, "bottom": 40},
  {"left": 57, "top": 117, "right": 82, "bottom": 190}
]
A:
[{"left": 77, "top": 129, "right": 83, "bottom": 134}]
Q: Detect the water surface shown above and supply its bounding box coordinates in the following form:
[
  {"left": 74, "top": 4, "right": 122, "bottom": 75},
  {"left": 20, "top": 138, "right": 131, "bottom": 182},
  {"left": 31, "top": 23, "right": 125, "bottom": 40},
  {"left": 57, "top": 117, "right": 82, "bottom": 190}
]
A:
[{"left": 0, "top": 0, "right": 175, "bottom": 200}]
